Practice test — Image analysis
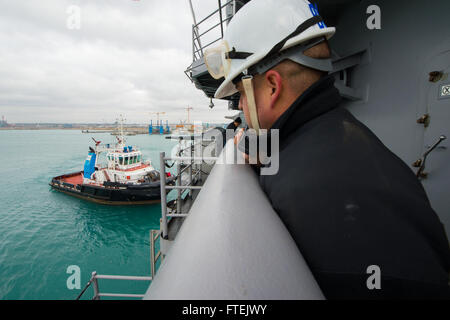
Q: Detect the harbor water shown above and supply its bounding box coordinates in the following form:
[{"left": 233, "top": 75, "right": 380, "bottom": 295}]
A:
[{"left": 0, "top": 130, "right": 178, "bottom": 299}]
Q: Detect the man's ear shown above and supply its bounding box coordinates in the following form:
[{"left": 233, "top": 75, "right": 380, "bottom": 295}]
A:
[{"left": 265, "top": 70, "right": 282, "bottom": 108}]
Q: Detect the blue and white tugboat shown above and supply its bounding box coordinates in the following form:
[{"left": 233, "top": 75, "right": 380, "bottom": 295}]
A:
[{"left": 50, "top": 120, "right": 174, "bottom": 205}]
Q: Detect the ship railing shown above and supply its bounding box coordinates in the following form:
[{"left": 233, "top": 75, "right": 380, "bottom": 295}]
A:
[
  {"left": 184, "top": 0, "right": 234, "bottom": 81},
  {"left": 150, "top": 229, "right": 162, "bottom": 279},
  {"left": 76, "top": 272, "right": 152, "bottom": 300},
  {"left": 96, "top": 143, "right": 140, "bottom": 153},
  {"left": 149, "top": 133, "right": 220, "bottom": 287},
  {"left": 76, "top": 228, "right": 163, "bottom": 300},
  {"left": 75, "top": 136, "right": 219, "bottom": 300},
  {"left": 152, "top": 134, "right": 218, "bottom": 265},
  {"left": 159, "top": 152, "right": 218, "bottom": 233}
]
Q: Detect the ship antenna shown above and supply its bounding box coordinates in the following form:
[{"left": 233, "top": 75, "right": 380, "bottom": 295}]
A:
[{"left": 116, "top": 115, "right": 126, "bottom": 147}]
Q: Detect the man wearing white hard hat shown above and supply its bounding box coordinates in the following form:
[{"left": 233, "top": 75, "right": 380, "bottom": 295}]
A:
[{"left": 205, "top": 0, "right": 450, "bottom": 299}]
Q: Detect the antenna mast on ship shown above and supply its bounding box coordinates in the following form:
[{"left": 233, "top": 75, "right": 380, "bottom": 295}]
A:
[{"left": 116, "top": 114, "right": 126, "bottom": 147}]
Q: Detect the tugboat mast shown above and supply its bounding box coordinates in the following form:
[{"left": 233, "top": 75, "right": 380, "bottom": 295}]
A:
[{"left": 116, "top": 114, "right": 126, "bottom": 148}]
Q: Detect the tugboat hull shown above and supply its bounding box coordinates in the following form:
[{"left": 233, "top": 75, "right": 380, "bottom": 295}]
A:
[{"left": 50, "top": 171, "right": 167, "bottom": 205}]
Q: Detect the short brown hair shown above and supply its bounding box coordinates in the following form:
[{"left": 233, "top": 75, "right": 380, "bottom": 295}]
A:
[{"left": 273, "top": 39, "right": 331, "bottom": 90}]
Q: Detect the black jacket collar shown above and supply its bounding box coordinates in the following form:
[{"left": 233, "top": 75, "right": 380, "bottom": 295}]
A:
[{"left": 270, "top": 75, "right": 341, "bottom": 142}]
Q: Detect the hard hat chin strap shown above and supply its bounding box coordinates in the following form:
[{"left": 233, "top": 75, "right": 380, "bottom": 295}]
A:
[{"left": 242, "top": 75, "right": 260, "bottom": 135}]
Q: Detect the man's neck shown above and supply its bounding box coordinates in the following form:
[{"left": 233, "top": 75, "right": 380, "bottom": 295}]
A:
[
  {"left": 267, "top": 78, "right": 321, "bottom": 129},
  {"left": 269, "top": 75, "right": 340, "bottom": 133}
]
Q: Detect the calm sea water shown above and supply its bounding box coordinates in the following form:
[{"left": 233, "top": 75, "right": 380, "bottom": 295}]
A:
[{"left": 0, "top": 130, "right": 178, "bottom": 300}]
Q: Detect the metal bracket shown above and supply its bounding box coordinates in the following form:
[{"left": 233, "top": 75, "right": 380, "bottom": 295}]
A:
[
  {"left": 429, "top": 71, "right": 443, "bottom": 83},
  {"left": 417, "top": 113, "right": 430, "bottom": 128},
  {"left": 330, "top": 48, "right": 370, "bottom": 101}
]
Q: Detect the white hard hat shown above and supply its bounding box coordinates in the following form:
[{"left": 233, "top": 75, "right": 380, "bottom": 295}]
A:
[{"left": 204, "top": 0, "right": 336, "bottom": 99}]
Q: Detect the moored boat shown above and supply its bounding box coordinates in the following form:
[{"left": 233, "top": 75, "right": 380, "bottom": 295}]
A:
[{"left": 50, "top": 121, "right": 174, "bottom": 205}]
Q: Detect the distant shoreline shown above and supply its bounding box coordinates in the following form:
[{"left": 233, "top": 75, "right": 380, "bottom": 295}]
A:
[
  {"left": 0, "top": 127, "right": 150, "bottom": 135},
  {"left": 0, "top": 124, "right": 225, "bottom": 132},
  {"left": 0, "top": 127, "right": 86, "bottom": 130},
  {"left": 0, "top": 127, "right": 135, "bottom": 131}
]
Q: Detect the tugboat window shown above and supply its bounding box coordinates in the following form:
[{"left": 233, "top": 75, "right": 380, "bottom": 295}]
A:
[{"left": 119, "top": 156, "right": 123, "bottom": 165}]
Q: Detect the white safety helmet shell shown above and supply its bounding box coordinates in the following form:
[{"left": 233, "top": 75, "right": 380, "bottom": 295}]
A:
[{"left": 213, "top": 0, "right": 335, "bottom": 99}]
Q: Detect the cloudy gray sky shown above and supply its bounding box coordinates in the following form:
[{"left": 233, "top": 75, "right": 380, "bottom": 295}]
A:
[{"left": 0, "top": 0, "right": 236, "bottom": 124}]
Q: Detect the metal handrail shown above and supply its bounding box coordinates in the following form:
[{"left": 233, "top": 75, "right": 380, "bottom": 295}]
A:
[
  {"left": 178, "top": 141, "right": 204, "bottom": 153},
  {"left": 159, "top": 135, "right": 218, "bottom": 240},
  {"left": 166, "top": 156, "right": 218, "bottom": 162},
  {"left": 98, "top": 293, "right": 145, "bottom": 298},
  {"left": 76, "top": 138, "right": 217, "bottom": 301},
  {"left": 193, "top": 16, "right": 232, "bottom": 42},
  {"left": 150, "top": 229, "right": 162, "bottom": 279},
  {"left": 195, "top": 0, "right": 232, "bottom": 27},
  {"left": 166, "top": 185, "right": 202, "bottom": 190},
  {"left": 179, "top": 163, "right": 193, "bottom": 175},
  {"left": 194, "top": 21, "right": 223, "bottom": 41},
  {"left": 193, "top": 37, "right": 223, "bottom": 55},
  {"left": 76, "top": 272, "right": 152, "bottom": 300},
  {"left": 95, "top": 275, "right": 152, "bottom": 281},
  {"left": 190, "top": 0, "right": 233, "bottom": 63}
]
